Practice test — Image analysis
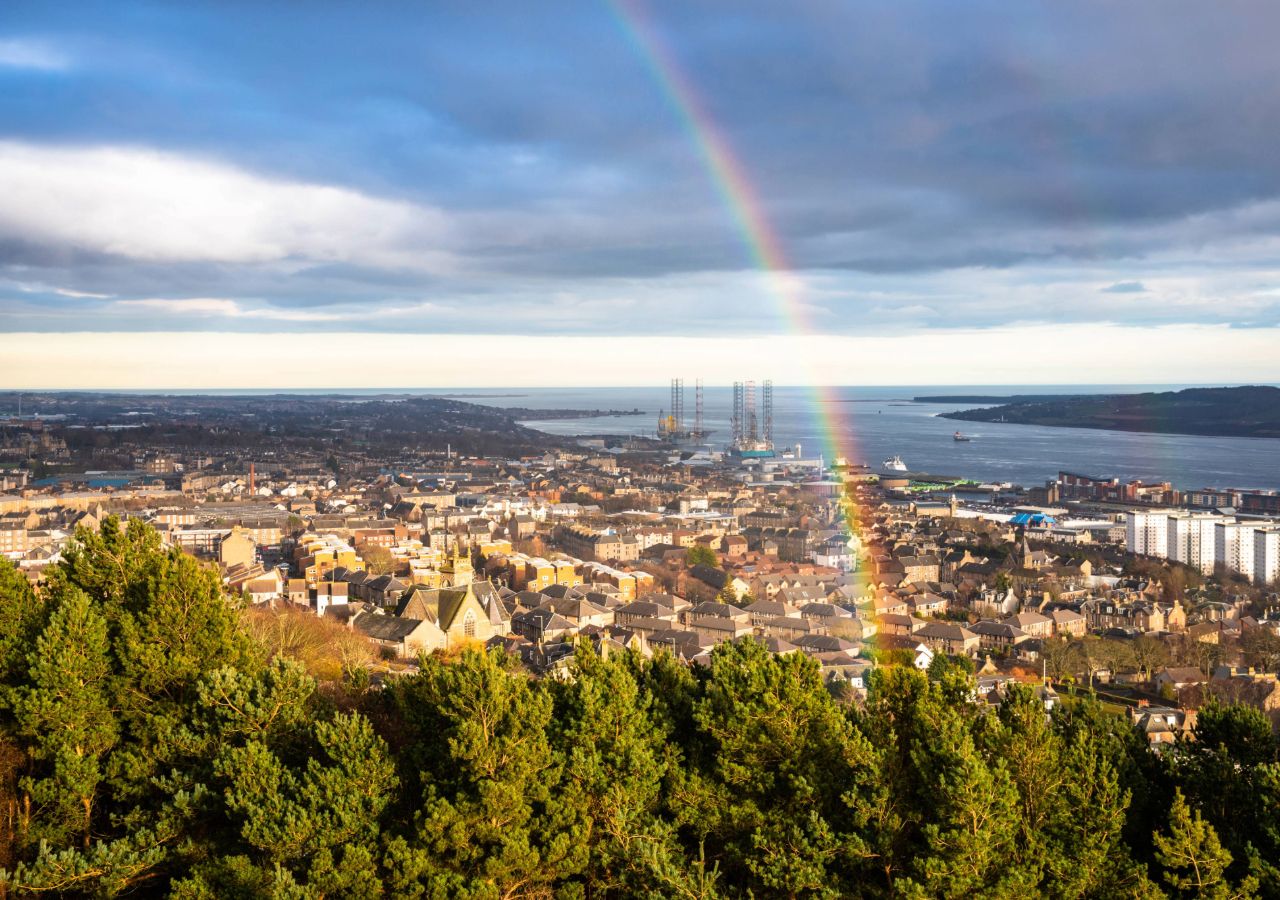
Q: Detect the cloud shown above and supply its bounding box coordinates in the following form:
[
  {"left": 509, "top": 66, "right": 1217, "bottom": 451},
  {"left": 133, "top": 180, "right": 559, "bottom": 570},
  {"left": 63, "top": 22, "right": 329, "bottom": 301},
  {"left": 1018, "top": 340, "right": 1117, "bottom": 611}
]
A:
[
  {"left": 1101, "top": 281, "right": 1147, "bottom": 293},
  {"left": 9, "top": 280, "right": 113, "bottom": 299},
  {"left": 113, "top": 298, "right": 353, "bottom": 322},
  {"left": 0, "top": 142, "right": 456, "bottom": 269},
  {"left": 2, "top": 2, "right": 1280, "bottom": 350},
  {"left": 0, "top": 39, "right": 69, "bottom": 72}
]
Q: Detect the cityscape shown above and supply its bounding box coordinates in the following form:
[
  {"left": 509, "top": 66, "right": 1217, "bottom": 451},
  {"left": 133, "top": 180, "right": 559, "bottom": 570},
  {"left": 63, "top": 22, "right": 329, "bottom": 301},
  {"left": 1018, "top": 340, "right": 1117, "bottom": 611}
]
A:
[{"left": 3, "top": 1, "right": 1280, "bottom": 897}]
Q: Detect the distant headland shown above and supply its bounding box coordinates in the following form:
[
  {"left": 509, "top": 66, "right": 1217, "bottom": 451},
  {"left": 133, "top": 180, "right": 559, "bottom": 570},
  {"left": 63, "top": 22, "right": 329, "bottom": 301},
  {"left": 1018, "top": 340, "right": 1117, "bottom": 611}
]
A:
[{"left": 934, "top": 385, "right": 1280, "bottom": 439}]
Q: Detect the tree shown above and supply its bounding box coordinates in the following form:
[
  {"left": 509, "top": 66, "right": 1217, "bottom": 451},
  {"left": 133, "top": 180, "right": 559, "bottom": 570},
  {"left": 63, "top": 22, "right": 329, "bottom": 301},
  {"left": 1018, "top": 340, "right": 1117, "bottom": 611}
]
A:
[
  {"left": 0, "top": 557, "right": 45, "bottom": 689},
  {"left": 1132, "top": 635, "right": 1170, "bottom": 682},
  {"left": 1041, "top": 637, "right": 1082, "bottom": 682},
  {"left": 690, "top": 639, "right": 876, "bottom": 896},
  {"left": 361, "top": 545, "right": 396, "bottom": 576},
  {"left": 876, "top": 673, "right": 1030, "bottom": 897},
  {"left": 12, "top": 587, "right": 116, "bottom": 849},
  {"left": 546, "top": 646, "right": 694, "bottom": 895},
  {"left": 686, "top": 545, "right": 718, "bottom": 568},
  {"left": 1042, "top": 730, "right": 1150, "bottom": 896},
  {"left": 1174, "top": 704, "right": 1280, "bottom": 891},
  {"left": 716, "top": 581, "right": 739, "bottom": 605},
  {"left": 1241, "top": 628, "right": 1280, "bottom": 673},
  {"left": 1153, "top": 791, "right": 1257, "bottom": 899},
  {"left": 190, "top": 711, "right": 397, "bottom": 889},
  {"left": 385, "top": 648, "right": 572, "bottom": 897}
]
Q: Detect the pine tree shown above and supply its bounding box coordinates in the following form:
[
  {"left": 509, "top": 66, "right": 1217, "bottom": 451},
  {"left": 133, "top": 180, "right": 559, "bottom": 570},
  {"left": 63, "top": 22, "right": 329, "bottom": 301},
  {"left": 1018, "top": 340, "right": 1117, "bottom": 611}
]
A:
[
  {"left": 1041, "top": 731, "right": 1154, "bottom": 897},
  {"left": 1153, "top": 790, "right": 1257, "bottom": 899},
  {"left": 547, "top": 646, "right": 690, "bottom": 895},
  {"left": 166, "top": 709, "right": 399, "bottom": 893},
  {"left": 12, "top": 586, "right": 116, "bottom": 849},
  {"left": 0, "top": 587, "right": 169, "bottom": 896},
  {"left": 691, "top": 638, "right": 874, "bottom": 897},
  {"left": 0, "top": 558, "right": 44, "bottom": 692},
  {"left": 903, "top": 706, "right": 1029, "bottom": 898},
  {"left": 385, "top": 648, "right": 570, "bottom": 897},
  {"left": 715, "top": 581, "right": 738, "bottom": 605},
  {"left": 1176, "top": 703, "right": 1280, "bottom": 893}
]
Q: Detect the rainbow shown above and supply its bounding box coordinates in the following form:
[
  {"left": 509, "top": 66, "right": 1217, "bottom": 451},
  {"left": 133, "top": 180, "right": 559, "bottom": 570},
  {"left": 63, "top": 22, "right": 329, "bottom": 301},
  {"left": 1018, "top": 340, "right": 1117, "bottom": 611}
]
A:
[{"left": 607, "top": 0, "right": 869, "bottom": 552}]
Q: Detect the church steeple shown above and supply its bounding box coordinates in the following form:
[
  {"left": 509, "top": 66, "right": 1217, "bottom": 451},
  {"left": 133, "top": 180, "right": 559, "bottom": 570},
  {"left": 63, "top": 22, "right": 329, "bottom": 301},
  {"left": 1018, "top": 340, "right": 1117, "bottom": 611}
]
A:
[{"left": 440, "top": 536, "right": 473, "bottom": 587}]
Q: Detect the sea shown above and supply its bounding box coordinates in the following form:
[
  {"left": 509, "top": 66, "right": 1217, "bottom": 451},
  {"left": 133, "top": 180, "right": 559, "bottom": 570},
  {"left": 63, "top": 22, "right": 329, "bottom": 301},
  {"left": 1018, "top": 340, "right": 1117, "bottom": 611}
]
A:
[{"left": 450, "top": 384, "right": 1280, "bottom": 493}]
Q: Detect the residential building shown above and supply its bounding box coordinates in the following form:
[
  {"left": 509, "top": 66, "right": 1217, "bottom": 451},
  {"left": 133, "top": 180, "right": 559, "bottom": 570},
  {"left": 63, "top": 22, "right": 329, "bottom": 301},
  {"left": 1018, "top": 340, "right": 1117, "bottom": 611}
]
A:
[
  {"left": 1254, "top": 528, "right": 1280, "bottom": 586},
  {"left": 1126, "top": 511, "right": 1170, "bottom": 558},
  {"left": 1214, "top": 521, "right": 1256, "bottom": 579}
]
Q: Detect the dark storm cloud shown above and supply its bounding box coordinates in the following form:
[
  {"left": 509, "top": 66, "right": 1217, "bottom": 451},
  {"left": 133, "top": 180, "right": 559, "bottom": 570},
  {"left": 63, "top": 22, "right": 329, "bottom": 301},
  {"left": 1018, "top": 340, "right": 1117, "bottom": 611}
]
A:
[{"left": 1, "top": 0, "right": 1279, "bottom": 334}]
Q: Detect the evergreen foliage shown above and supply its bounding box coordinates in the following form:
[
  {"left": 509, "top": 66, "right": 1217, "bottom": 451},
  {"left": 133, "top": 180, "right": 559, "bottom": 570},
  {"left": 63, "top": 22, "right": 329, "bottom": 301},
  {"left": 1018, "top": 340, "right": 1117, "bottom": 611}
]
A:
[{"left": 0, "top": 518, "right": 1277, "bottom": 897}]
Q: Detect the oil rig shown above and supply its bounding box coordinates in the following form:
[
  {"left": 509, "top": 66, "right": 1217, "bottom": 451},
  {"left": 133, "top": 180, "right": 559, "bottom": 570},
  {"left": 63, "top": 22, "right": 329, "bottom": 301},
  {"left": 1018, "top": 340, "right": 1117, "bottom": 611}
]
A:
[
  {"left": 657, "top": 378, "right": 712, "bottom": 444},
  {"left": 730, "top": 379, "right": 775, "bottom": 458}
]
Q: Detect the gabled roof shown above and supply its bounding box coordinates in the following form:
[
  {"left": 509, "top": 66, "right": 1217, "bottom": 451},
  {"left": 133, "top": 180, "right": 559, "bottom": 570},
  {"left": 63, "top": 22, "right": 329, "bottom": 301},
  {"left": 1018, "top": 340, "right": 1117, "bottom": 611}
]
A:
[
  {"left": 354, "top": 612, "right": 431, "bottom": 643},
  {"left": 689, "top": 600, "right": 743, "bottom": 619},
  {"left": 917, "top": 621, "right": 976, "bottom": 642}
]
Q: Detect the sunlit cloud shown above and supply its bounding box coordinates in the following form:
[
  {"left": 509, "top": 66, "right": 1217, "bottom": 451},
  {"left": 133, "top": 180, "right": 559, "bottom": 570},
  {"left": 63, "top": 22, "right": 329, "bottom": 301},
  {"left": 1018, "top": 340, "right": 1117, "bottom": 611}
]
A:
[
  {"left": 0, "top": 142, "right": 456, "bottom": 269},
  {"left": 113, "top": 298, "right": 354, "bottom": 322}
]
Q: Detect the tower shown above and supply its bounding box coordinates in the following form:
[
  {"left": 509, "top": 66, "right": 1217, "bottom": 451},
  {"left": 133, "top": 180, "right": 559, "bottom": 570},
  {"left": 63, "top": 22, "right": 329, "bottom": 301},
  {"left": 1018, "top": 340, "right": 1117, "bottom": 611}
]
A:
[
  {"left": 694, "top": 379, "right": 704, "bottom": 438},
  {"left": 763, "top": 379, "right": 773, "bottom": 447},
  {"left": 670, "top": 377, "right": 685, "bottom": 432},
  {"left": 732, "top": 381, "right": 745, "bottom": 445},
  {"left": 442, "top": 537, "right": 474, "bottom": 587},
  {"left": 745, "top": 380, "right": 758, "bottom": 443}
]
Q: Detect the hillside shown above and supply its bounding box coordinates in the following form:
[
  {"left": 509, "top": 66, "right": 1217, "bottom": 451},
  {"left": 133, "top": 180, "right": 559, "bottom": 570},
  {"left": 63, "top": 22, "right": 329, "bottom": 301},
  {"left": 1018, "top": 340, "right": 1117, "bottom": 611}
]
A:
[{"left": 941, "top": 385, "right": 1280, "bottom": 438}]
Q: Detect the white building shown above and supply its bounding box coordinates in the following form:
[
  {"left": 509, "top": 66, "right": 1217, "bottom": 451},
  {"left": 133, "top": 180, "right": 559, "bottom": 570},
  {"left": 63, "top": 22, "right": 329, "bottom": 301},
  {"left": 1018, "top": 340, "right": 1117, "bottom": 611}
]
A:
[
  {"left": 1214, "top": 521, "right": 1256, "bottom": 580},
  {"left": 1126, "top": 511, "right": 1171, "bottom": 558},
  {"left": 1254, "top": 528, "right": 1280, "bottom": 587},
  {"left": 814, "top": 535, "right": 857, "bottom": 572},
  {"left": 1166, "top": 512, "right": 1225, "bottom": 575}
]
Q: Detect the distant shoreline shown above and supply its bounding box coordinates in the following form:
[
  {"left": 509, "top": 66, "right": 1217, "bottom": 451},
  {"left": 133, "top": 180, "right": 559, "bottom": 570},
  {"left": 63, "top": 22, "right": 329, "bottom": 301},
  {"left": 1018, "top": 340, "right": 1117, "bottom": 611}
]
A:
[{"left": 938, "top": 386, "right": 1280, "bottom": 440}]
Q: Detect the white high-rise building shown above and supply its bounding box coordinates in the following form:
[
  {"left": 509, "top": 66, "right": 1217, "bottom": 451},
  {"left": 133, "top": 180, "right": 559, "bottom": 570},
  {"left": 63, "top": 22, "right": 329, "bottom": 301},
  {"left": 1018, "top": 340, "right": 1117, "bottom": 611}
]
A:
[
  {"left": 1126, "top": 511, "right": 1170, "bottom": 558},
  {"left": 1254, "top": 528, "right": 1280, "bottom": 586},
  {"left": 1214, "top": 521, "right": 1256, "bottom": 579},
  {"left": 1166, "top": 512, "right": 1226, "bottom": 575}
]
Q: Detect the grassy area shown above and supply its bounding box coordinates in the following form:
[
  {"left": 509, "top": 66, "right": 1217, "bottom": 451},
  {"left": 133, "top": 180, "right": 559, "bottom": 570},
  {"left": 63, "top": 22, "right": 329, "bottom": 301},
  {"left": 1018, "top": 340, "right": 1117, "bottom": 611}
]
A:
[{"left": 1053, "top": 684, "right": 1132, "bottom": 718}]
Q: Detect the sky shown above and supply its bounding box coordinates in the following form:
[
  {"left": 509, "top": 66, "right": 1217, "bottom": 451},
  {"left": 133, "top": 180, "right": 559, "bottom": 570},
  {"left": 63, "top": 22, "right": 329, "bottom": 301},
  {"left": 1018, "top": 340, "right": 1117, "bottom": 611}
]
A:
[{"left": 2, "top": 1, "right": 1280, "bottom": 387}]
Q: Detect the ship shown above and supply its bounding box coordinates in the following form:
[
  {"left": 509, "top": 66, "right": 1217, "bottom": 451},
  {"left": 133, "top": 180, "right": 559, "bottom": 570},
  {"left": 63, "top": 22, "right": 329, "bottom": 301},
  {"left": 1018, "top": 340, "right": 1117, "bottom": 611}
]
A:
[
  {"left": 953, "top": 431, "right": 971, "bottom": 442},
  {"left": 882, "top": 455, "right": 908, "bottom": 471}
]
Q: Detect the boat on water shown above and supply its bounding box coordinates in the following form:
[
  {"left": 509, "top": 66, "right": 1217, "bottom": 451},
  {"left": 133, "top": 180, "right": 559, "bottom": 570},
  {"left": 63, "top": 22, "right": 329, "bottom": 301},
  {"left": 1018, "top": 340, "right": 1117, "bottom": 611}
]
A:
[
  {"left": 953, "top": 431, "right": 972, "bottom": 442},
  {"left": 882, "top": 455, "right": 908, "bottom": 471}
]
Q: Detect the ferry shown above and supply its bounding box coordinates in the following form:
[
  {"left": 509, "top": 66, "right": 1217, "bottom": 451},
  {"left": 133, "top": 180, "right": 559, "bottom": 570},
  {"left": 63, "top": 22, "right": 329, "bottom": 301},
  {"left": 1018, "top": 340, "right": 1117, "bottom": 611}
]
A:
[
  {"left": 882, "top": 455, "right": 908, "bottom": 471},
  {"left": 953, "top": 431, "right": 972, "bottom": 442}
]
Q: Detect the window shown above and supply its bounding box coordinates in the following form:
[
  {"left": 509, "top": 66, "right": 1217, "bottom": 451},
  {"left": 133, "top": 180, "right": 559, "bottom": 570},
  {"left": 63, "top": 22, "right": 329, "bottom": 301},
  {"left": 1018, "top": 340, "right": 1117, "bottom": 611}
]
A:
[{"left": 463, "top": 610, "right": 476, "bottom": 638}]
